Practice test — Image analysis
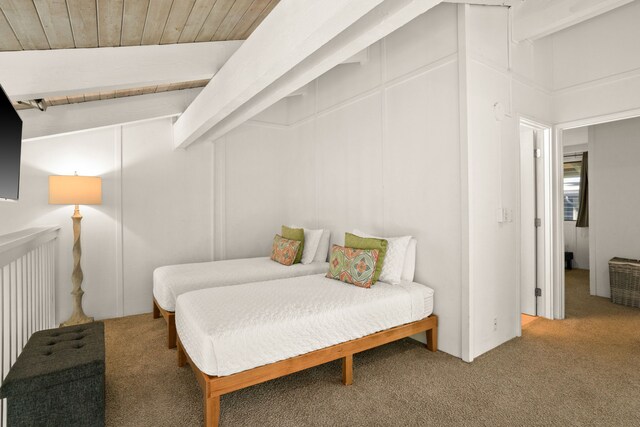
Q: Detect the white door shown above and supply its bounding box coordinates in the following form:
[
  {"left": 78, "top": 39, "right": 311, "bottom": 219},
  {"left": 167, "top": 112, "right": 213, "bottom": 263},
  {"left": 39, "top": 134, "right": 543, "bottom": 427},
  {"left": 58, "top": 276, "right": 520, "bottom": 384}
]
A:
[
  {"left": 520, "top": 127, "right": 536, "bottom": 315},
  {"left": 520, "top": 126, "right": 545, "bottom": 316}
]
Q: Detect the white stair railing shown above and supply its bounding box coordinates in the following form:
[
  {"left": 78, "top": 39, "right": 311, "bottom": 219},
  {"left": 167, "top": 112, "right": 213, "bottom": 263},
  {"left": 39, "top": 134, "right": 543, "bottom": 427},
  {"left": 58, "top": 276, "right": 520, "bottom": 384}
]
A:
[{"left": 0, "top": 227, "right": 59, "bottom": 426}]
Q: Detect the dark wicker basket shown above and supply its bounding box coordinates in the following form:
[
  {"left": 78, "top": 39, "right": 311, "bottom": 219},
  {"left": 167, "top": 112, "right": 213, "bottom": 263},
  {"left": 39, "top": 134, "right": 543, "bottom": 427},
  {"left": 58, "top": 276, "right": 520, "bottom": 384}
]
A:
[{"left": 609, "top": 258, "right": 640, "bottom": 308}]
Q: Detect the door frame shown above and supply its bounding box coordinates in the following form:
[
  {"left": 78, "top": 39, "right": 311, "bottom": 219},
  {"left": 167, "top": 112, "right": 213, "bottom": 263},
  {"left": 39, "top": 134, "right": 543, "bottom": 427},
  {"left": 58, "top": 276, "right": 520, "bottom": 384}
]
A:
[
  {"left": 553, "top": 107, "right": 640, "bottom": 315},
  {"left": 517, "top": 116, "right": 555, "bottom": 336}
]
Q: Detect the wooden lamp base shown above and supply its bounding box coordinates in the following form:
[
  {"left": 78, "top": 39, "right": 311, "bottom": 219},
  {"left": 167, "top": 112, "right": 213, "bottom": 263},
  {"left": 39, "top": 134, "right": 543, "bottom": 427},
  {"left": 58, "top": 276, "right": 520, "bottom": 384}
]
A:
[{"left": 60, "top": 205, "right": 94, "bottom": 327}]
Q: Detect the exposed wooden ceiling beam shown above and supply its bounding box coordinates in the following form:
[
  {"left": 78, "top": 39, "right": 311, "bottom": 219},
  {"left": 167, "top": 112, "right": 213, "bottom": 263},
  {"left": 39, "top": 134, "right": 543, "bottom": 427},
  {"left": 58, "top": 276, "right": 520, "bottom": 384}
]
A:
[
  {"left": 511, "top": 0, "right": 636, "bottom": 41},
  {"left": 13, "top": 79, "right": 209, "bottom": 111},
  {"left": 204, "top": 0, "right": 446, "bottom": 144},
  {"left": 0, "top": 40, "right": 241, "bottom": 99},
  {"left": 173, "top": 0, "right": 443, "bottom": 149},
  {"left": 19, "top": 88, "right": 201, "bottom": 140}
]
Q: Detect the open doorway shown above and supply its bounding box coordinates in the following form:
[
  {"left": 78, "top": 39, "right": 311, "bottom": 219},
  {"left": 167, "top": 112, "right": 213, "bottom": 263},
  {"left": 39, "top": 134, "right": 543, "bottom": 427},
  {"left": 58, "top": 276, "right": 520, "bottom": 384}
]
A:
[
  {"left": 518, "top": 118, "right": 553, "bottom": 331},
  {"left": 555, "top": 113, "right": 640, "bottom": 318},
  {"left": 518, "top": 110, "right": 640, "bottom": 327},
  {"left": 561, "top": 130, "right": 591, "bottom": 316}
]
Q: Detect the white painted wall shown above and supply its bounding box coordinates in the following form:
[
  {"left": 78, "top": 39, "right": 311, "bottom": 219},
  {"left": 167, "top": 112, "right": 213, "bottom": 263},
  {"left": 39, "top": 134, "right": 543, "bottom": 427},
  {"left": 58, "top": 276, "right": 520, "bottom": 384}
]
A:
[
  {"left": 121, "top": 119, "right": 214, "bottom": 314},
  {"left": 214, "top": 4, "right": 463, "bottom": 357},
  {"left": 563, "top": 127, "right": 589, "bottom": 149},
  {"left": 551, "top": 1, "right": 640, "bottom": 124},
  {"left": 0, "top": 117, "right": 214, "bottom": 323},
  {"left": 464, "top": 4, "right": 553, "bottom": 357},
  {"left": 466, "top": 5, "right": 519, "bottom": 357},
  {"left": 510, "top": 0, "right": 637, "bottom": 42},
  {"left": 213, "top": 116, "right": 290, "bottom": 260},
  {"left": 588, "top": 117, "right": 640, "bottom": 297},
  {"left": 563, "top": 221, "right": 590, "bottom": 269},
  {"left": 310, "top": 4, "right": 461, "bottom": 357},
  {"left": 0, "top": 128, "right": 122, "bottom": 323}
]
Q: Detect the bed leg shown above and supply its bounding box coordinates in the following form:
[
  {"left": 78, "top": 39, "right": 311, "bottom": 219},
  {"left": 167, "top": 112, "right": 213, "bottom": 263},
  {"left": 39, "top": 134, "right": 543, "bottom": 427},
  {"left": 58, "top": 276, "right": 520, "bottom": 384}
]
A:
[
  {"left": 177, "top": 338, "right": 186, "bottom": 367},
  {"left": 152, "top": 299, "right": 160, "bottom": 319},
  {"left": 342, "top": 354, "right": 353, "bottom": 386},
  {"left": 204, "top": 394, "right": 220, "bottom": 427},
  {"left": 167, "top": 314, "right": 177, "bottom": 349},
  {"left": 426, "top": 326, "right": 438, "bottom": 352}
]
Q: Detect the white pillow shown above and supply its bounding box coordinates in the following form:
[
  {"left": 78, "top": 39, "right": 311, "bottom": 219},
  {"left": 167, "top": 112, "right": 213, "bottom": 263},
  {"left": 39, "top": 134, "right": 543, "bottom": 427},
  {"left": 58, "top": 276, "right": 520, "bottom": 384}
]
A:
[
  {"left": 353, "top": 229, "right": 411, "bottom": 285},
  {"left": 290, "top": 226, "right": 323, "bottom": 264},
  {"left": 402, "top": 238, "right": 417, "bottom": 282},
  {"left": 314, "top": 229, "right": 331, "bottom": 262}
]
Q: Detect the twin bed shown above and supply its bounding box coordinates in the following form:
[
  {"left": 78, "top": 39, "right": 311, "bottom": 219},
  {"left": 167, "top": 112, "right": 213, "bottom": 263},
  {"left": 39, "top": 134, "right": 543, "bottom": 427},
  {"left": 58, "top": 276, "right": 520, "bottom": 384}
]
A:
[
  {"left": 152, "top": 257, "right": 329, "bottom": 348},
  {"left": 152, "top": 234, "right": 437, "bottom": 427}
]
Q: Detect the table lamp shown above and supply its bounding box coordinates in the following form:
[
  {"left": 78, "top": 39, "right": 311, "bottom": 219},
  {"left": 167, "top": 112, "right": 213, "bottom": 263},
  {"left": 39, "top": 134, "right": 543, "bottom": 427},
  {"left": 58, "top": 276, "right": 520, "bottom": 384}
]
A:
[{"left": 49, "top": 173, "right": 102, "bottom": 326}]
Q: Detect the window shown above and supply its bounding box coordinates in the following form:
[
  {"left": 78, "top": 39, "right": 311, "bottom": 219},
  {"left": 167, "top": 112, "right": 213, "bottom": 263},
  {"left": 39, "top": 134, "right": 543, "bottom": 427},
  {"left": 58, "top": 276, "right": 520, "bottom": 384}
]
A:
[{"left": 563, "top": 156, "right": 582, "bottom": 221}]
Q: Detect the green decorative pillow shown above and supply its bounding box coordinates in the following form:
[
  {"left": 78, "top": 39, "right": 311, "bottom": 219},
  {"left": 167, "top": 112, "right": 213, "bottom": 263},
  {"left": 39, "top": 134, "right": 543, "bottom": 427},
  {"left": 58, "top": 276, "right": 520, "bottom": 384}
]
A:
[
  {"left": 282, "top": 226, "right": 304, "bottom": 264},
  {"left": 326, "top": 245, "right": 380, "bottom": 288},
  {"left": 270, "top": 235, "right": 301, "bottom": 266},
  {"left": 344, "top": 232, "right": 387, "bottom": 283}
]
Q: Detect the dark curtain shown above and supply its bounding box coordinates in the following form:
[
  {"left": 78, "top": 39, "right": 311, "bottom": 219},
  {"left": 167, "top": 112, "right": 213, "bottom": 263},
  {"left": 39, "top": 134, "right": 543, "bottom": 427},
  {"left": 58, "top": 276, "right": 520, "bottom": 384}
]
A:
[{"left": 576, "top": 152, "right": 589, "bottom": 227}]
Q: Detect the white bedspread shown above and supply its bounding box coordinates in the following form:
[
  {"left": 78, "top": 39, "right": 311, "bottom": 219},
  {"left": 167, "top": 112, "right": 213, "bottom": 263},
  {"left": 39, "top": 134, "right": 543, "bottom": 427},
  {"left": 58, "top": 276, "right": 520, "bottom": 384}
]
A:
[
  {"left": 153, "top": 257, "right": 329, "bottom": 311},
  {"left": 176, "top": 274, "right": 434, "bottom": 377}
]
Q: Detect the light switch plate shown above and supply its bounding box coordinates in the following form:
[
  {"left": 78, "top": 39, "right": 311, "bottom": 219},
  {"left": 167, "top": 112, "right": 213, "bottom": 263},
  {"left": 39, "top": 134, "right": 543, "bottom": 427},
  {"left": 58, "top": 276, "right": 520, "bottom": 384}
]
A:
[
  {"left": 504, "top": 208, "right": 513, "bottom": 223},
  {"left": 496, "top": 208, "right": 513, "bottom": 223},
  {"left": 497, "top": 208, "right": 505, "bottom": 223}
]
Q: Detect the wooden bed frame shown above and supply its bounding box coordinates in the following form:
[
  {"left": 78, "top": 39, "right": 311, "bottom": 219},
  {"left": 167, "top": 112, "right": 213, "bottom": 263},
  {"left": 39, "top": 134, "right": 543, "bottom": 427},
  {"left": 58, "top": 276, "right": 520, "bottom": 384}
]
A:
[
  {"left": 177, "top": 314, "right": 438, "bottom": 427},
  {"left": 152, "top": 298, "right": 177, "bottom": 349}
]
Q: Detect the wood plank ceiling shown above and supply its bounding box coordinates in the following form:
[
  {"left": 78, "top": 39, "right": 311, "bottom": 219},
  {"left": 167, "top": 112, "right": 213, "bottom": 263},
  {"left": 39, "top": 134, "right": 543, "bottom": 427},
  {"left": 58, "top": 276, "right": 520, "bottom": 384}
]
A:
[{"left": 0, "top": 0, "right": 279, "bottom": 51}]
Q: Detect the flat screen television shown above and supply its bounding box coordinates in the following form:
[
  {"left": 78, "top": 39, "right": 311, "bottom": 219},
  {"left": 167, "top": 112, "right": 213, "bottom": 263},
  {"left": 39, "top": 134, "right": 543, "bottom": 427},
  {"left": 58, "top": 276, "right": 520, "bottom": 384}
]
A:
[{"left": 0, "top": 84, "right": 22, "bottom": 201}]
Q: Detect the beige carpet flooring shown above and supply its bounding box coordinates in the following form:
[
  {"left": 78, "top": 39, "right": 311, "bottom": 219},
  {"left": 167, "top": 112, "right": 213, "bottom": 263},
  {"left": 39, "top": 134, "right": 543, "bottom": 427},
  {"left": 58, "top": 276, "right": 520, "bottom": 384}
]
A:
[{"left": 105, "top": 270, "right": 640, "bottom": 426}]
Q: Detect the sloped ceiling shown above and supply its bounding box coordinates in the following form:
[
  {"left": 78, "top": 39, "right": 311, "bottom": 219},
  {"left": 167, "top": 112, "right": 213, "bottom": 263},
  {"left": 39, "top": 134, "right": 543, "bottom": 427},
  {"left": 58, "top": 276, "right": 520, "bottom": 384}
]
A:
[{"left": 0, "top": 0, "right": 279, "bottom": 51}]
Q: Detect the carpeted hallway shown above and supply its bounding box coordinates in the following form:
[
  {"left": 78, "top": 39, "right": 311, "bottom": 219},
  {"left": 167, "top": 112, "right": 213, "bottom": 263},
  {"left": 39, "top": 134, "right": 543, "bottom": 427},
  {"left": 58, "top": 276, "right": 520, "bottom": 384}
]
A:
[{"left": 104, "top": 270, "right": 640, "bottom": 426}]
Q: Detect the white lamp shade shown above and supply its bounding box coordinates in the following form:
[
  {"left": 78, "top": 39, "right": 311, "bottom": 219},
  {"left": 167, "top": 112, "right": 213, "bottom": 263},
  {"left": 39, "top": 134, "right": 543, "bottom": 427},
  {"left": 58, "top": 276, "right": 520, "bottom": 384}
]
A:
[{"left": 49, "top": 175, "right": 102, "bottom": 205}]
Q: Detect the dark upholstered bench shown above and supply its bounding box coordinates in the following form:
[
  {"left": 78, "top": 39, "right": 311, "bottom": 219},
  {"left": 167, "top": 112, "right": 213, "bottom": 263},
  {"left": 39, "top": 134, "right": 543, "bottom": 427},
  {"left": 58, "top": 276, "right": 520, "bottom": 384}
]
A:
[{"left": 0, "top": 322, "right": 105, "bottom": 427}]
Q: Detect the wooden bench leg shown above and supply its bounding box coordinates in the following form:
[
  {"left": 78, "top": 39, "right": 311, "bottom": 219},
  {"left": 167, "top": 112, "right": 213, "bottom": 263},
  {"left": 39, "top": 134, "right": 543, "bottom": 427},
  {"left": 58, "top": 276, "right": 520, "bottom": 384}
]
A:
[
  {"left": 204, "top": 394, "right": 220, "bottom": 427},
  {"left": 152, "top": 299, "right": 160, "bottom": 319},
  {"left": 342, "top": 354, "right": 353, "bottom": 385},
  {"left": 167, "top": 314, "right": 177, "bottom": 349},
  {"left": 426, "top": 326, "right": 438, "bottom": 352}
]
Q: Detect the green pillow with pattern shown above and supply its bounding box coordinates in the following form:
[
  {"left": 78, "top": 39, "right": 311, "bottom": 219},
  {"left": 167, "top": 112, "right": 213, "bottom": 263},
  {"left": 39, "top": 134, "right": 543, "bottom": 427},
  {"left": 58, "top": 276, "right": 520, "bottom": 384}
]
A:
[
  {"left": 270, "top": 235, "right": 301, "bottom": 266},
  {"left": 282, "top": 226, "right": 304, "bottom": 264},
  {"left": 326, "top": 245, "right": 380, "bottom": 288},
  {"left": 344, "top": 232, "right": 387, "bottom": 283}
]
